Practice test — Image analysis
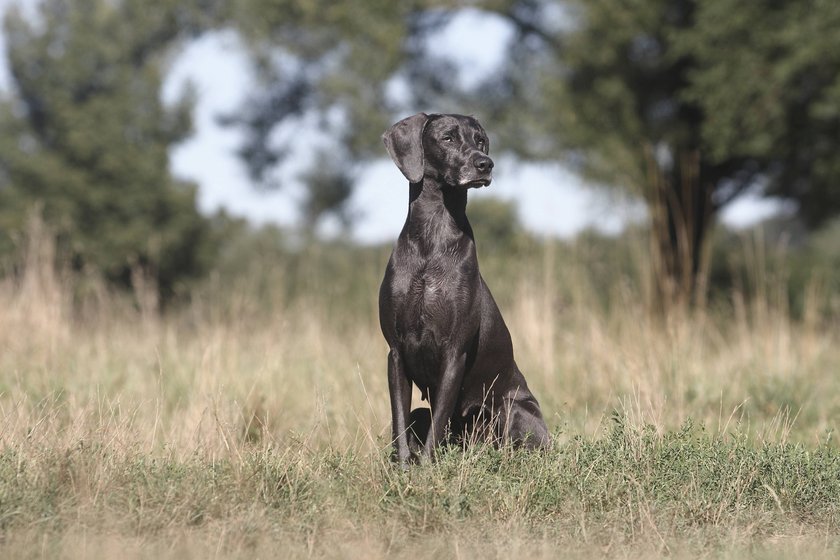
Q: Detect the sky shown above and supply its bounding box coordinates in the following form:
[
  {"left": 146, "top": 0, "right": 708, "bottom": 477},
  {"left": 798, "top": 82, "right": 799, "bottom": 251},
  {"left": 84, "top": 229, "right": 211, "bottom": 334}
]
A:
[{"left": 0, "top": 3, "right": 780, "bottom": 244}]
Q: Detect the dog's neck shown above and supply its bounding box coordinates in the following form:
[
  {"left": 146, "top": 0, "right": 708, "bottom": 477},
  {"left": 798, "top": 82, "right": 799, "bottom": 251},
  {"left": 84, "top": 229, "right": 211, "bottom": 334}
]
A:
[{"left": 404, "top": 177, "right": 474, "bottom": 250}]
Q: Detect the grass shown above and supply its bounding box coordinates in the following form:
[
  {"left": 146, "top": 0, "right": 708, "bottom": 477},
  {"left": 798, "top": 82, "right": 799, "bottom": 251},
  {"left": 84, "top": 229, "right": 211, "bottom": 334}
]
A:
[
  {"left": 1, "top": 233, "right": 839, "bottom": 558},
  {"left": 3, "top": 424, "right": 840, "bottom": 558}
]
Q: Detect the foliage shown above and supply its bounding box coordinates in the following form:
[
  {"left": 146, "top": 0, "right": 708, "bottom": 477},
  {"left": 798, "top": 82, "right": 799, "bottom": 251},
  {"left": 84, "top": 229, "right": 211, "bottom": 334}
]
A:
[
  {"left": 468, "top": 0, "right": 840, "bottom": 305},
  {"left": 0, "top": 0, "right": 221, "bottom": 299},
  {"left": 675, "top": 0, "right": 840, "bottom": 228}
]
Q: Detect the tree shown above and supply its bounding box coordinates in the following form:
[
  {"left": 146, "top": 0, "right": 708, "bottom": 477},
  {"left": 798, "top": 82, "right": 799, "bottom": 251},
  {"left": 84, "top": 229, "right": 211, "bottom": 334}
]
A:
[
  {"left": 0, "top": 0, "right": 221, "bottom": 301},
  {"left": 467, "top": 0, "right": 840, "bottom": 308},
  {"left": 461, "top": 0, "right": 731, "bottom": 308},
  {"left": 224, "top": 0, "right": 458, "bottom": 231},
  {"left": 675, "top": 0, "right": 840, "bottom": 229}
]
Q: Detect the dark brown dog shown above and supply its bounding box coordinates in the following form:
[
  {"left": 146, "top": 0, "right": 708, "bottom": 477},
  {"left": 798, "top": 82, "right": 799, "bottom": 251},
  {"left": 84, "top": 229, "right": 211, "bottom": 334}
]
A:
[{"left": 379, "top": 113, "right": 550, "bottom": 466}]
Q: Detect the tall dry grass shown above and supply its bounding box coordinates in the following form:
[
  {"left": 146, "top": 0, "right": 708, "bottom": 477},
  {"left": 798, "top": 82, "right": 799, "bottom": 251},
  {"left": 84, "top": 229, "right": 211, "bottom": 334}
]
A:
[{"left": 2, "top": 226, "right": 837, "bottom": 457}]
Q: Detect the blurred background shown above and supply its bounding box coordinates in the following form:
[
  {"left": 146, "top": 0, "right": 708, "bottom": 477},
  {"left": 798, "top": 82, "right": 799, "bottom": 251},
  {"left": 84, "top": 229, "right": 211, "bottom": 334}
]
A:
[
  {"left": 0, "top": 0, "right": 838, "bottom": 315},
  {"left": 3, "top": 4, "right": 840, "bottom": 553}
]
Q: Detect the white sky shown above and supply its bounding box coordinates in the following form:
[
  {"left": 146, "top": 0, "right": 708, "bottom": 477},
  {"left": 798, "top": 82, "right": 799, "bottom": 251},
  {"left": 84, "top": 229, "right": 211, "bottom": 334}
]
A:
[{"left": 0, "top": 3, "right": 779, "bottom": 244}]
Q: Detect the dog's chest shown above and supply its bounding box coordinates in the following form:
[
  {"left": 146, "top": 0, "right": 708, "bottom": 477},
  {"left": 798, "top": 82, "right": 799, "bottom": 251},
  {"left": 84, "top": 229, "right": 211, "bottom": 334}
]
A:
[
  {"left": 390, "top": 254, "right": 473, "bottom": 343},
  {"left": 388, "top": 261, "right": 462, "bottom": 393},
  {"left": 396, "top": 260, "right": 457, "bottom": 330}
]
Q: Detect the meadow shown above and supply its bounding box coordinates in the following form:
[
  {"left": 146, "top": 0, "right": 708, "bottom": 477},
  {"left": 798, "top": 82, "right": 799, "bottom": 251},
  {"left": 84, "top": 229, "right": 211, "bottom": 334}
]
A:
[{"left": 1, "top": 226, "right": 839, "bottom": 559}]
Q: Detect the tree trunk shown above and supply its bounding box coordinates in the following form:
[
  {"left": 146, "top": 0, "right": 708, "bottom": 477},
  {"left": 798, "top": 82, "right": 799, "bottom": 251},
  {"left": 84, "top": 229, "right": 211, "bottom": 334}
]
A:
[{"left": 645, "top": 148, "right": 715, "bottom": 313}]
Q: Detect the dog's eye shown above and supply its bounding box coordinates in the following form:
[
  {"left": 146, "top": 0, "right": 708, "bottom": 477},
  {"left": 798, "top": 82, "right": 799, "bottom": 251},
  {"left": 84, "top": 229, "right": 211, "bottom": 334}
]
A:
[{"left": 443, "top": 135, "right": 454, "bottom": 142}]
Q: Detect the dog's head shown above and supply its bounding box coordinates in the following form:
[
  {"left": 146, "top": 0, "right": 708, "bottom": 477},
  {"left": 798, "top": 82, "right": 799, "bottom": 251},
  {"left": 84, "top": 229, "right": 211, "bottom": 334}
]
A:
[{"left": 382, "top": 113, "right": 494, "bottom": 188}]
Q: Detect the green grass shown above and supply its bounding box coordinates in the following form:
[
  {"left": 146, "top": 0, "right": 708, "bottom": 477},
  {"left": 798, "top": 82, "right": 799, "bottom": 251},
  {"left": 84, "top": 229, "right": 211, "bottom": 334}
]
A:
[{"left": 2, "top": 423, "right": 840, "bottom": 559}]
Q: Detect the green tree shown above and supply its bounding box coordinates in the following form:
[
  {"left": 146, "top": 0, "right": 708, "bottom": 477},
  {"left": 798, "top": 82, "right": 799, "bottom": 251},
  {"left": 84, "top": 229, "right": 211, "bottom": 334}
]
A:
[
  {"left": 466, "top": 0, "right": 737, "bottom": 308},
  {"left": 469, "top": 0, "right": 840, "bottom": 308},
  {"left": 675, "top": 0, "right": 840, "bottom": 229},
  {"left": 0, "top": 0, "right": 221, "bottom": 300}
]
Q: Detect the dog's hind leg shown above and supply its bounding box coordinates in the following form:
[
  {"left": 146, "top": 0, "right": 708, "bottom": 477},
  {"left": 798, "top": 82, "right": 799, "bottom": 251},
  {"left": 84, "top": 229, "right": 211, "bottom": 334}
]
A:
[{"left": 500, "top": 395, "right": 551, "bottom": 450}]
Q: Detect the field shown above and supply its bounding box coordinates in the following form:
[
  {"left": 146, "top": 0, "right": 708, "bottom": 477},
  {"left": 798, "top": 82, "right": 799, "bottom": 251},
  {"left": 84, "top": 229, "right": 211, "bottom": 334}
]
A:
[{"left": 1, "top": 232, "right": 840, "bottom": 559}]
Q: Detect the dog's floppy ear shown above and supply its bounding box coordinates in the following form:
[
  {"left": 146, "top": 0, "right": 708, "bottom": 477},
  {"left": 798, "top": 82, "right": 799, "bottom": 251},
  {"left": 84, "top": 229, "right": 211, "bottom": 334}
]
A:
[{"left": 382, "top": 113, "right": 429, "bottom": 183}]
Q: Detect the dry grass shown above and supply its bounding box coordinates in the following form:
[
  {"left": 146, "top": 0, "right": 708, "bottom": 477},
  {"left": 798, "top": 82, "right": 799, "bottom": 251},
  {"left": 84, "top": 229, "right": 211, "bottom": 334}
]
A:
[{"left": 1, "top": 233, "right": 839, "bottom": 558}]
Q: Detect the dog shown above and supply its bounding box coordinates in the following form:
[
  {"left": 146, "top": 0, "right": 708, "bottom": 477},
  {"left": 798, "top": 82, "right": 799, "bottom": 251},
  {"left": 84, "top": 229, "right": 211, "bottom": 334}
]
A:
[{"left": 379, "top": 113, "right": 550, "bottom": 466}]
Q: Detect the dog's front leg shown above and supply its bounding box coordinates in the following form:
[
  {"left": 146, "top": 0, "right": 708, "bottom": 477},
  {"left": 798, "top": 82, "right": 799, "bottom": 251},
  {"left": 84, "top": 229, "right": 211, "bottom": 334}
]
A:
[
  {"left": 424, "top": 352, "right": 467, "bottom": 460},
  {"left": 388, "top": 348, "right": 413, "bottom": 468}
]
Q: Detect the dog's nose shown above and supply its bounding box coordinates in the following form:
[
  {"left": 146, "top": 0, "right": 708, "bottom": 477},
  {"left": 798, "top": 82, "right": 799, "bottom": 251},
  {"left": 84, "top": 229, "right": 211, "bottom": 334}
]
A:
[{"left": 473, "top": 155, "right": 494, "bottom": 173}]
